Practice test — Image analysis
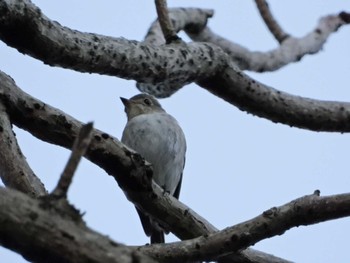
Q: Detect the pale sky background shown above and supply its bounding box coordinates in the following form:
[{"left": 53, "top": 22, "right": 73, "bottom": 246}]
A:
[{"left": 1, "top": 1, "right": 350, "bottom": 262}]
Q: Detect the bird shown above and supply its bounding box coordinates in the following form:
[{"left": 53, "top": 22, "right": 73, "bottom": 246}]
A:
[{"left": 120, "top": 93, "right": 186, "bottom": 244}]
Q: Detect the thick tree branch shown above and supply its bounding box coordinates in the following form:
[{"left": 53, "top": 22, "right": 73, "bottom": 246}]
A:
[
  {"left": 254, "top": 0, "right": 290, "bottom": 43},
  {"left": 0, "top": 187, "right": 157, "bottom": 263},
  {"left": 197, "top": 66, "right": 350, "bottom": 132},
  {"left": 0, "top": 1, "right": 225, "bottom": 97},
  {"left": 0, "top": 1, "right": 349, "bottom": 262},
  {"left": 154, "top": 0, "right": 180, "bottom": 44},
  {"left": 186, "top": 12, "right": 350, "bottom": 71},
  {"left": 1, "top": 1, "right": 350, "bottom": 132},
  {"left": 139, "top": 191, "right": 350, "bottom": 262},
  {"left": 138, "top": 7, "right": 214, "bottom": 96},
  {"left": 0, "top": 101, "right": 46, "bottom": 197},
  {"left": 3, "top": 177, "right": 350, "bottom": 263},
  {"left": 0, "top": 70, "right": 290, "bottom": 263}
]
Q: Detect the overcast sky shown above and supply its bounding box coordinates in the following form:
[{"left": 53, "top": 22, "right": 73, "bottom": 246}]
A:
[{"left": 1, "top": 1, "right": 350, "bottom": 262}]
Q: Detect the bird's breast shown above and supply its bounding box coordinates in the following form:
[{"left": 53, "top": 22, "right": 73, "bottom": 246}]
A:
[{"left": 121, "top": 113, "right": 186, "bottom": 194}]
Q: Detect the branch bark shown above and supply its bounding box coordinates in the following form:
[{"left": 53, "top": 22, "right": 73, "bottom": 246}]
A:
[
  {"left": 0, "top": 1, "right": 225, "bottom": 97},
  {"left": 0, "top": 187, "right": 157, "bottom": 263},
  {"left": 3, "top": 175, "right": 350, "bottom": 263},
  {"left": 186, "top": 11, "right": 350, "bottom": 71},
  {"left": 143, "top": 8, "right": 213, "bottom": 46},
  {"left": 254, "top": 0, "right": 290, "bottom": 43},
  {"left": 139, "top": 191, "right": 350, "bottom": 262},
  {"left": 154, "top": 0, "right": 181, "bottom": 44},
  {"left": 1, "top": 1, "right": 349, "bottom": 132},
  {"left": 0, "top": 100, "right": 46, "bottom": 197},
  {"left": 197, "top": 66, "right": 350, "bottom": 132}
]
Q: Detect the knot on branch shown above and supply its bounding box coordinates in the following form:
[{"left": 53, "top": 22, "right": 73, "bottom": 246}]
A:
[{"left": 39, "top": 195, "right": 85, "bottom": 224}]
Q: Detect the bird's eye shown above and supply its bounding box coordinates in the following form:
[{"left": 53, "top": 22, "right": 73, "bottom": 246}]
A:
[{"left": 144, "top": 98, "right": 152, "bottom": 105}]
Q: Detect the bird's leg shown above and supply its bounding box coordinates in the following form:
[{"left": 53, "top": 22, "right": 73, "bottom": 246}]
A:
[{"left": 161, "top": 185, "right": 170, "bottom": 196}]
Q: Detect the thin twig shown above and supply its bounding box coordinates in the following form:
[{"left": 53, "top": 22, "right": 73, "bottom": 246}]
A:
[
  {"left": 51, "top": 122, "right": 94, "bottom": 197},
  {"left": 255, "top": 0, "right": 290, "bottom": 43},
  {"left": 154, "top": 0, "right": 181, "bottom": 43}
]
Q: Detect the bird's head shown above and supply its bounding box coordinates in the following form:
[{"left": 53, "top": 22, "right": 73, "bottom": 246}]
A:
[{"left": 120, "top": 93, "right": 165, "bottom": 120}]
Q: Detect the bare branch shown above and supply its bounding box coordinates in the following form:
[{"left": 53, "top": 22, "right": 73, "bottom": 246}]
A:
[
  {"left": 10, "top": 186, "right": 345, "bottom": 263},
  {"left": 51, "top": 122, "right": 93, "bottom": 198},
  {"left": 1, "top": 30, "right": 350, "bottom": 135},
  {"left": 0, "top": 187, "right": 157, "bottom": 263},
  {"left": 254, "top": 0, "right": 290, "bottom": 43},
  {"left": 186, "top": 12, "right": 350, "bottom": 71},
  {"left": 198, "top": 64, "right": 350, "bottom": 132},
  {"left": 0, "top": 70, "right": 291, "bottom": 263},
  {"left": 143, "top": 8, "right": 213, "bottom": 46},
  {"left": 0, "top": 2, "right": 349, "bottom": 262},
  {"left": 1, "top": 1, "right": 350, "bottom": 132},
  {"left": 0, "top": 101, "right": 46, "bottom": 197},
  {"left": 0, "top": 1, "right": 224, "bottom": 96},
  {"left": 154, "top": 0, "right": 181, "bottom": 44},
  {"left": 140, "top": 191, "right": 350, "bottom": 262}
]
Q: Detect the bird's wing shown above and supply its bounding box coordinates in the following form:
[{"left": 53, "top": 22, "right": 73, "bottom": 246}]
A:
[
  {"left": 173, "top": 171, "right": 183, "bottom": 199},
  {"left": 135, "top": 208, "right": 153, "bottom": 236},
  {"left": 136, "top": 208, "right": 165, "bottom": 243}
]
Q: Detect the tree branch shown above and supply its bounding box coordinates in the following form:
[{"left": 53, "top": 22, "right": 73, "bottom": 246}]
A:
[
  {"left": 0, "top": 187, "right": 157, "bottom": 263},
  {"left": 3, "top": 178, "right": 350, "bottom": 263},
  {"left": 154, "top": 0, "right": 181, "bottom": 44},
  {"left": 138, "top": 7, "right": 214, "bottom": 97},
  {"left": 197, "top": 66, "right": 350, "bottom": 132},
  {"left": 0, "top": 70, "right": 290, "bottom": 263},
  {"left": 51, "top": 122, "right": 93, "bottom": 198},
  {"left": 1, "top": 1, "right": 349, "bottom": 262},
  {"left": 254, "top": 0, "right": 290, "bottom": 43},
  {"left": 139, "top": 190, "right": 350, "bottom": 262},
  {"left": 1, "top": 1, "right": 350, "bottom": 132},
  {"left": 0, "top": 101, "right": 46, "bottom": 197},
  {"left": 0, "top": 1, "right": 225, "bottom": 96},
  {"left": 143, "top": 8, "right": 213, "bottom": 46},
  {"left": 186, "top": 12, "right": 350, "bottom": 71}
]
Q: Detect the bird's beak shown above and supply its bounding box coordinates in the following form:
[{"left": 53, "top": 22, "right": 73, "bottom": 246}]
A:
[{"left": 120, "top": 97, "right": 129, "bottom": 107}]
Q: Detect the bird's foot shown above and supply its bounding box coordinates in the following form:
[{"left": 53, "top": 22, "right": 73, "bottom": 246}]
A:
[{"left": 161, "top": 186, "right": 170, "bottom": 196}]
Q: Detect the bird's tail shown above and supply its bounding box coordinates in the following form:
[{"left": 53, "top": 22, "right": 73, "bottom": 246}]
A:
[{"left": 150, "top": 230, "right": 165, "bottom": 244}]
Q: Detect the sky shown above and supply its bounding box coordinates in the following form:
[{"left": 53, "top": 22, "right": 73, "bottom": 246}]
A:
[{"left": 1, "top": 1, "right": 350, "bottom": 262}]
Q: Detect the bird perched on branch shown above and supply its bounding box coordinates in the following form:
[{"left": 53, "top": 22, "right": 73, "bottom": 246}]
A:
[{"left": 120, "top": 93, "right": 186, "bottom": 243}]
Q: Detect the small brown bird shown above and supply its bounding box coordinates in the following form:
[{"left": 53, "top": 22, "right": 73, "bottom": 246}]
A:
[{"left": 120, "top": 93, "right": 186, "bottom": 243}]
